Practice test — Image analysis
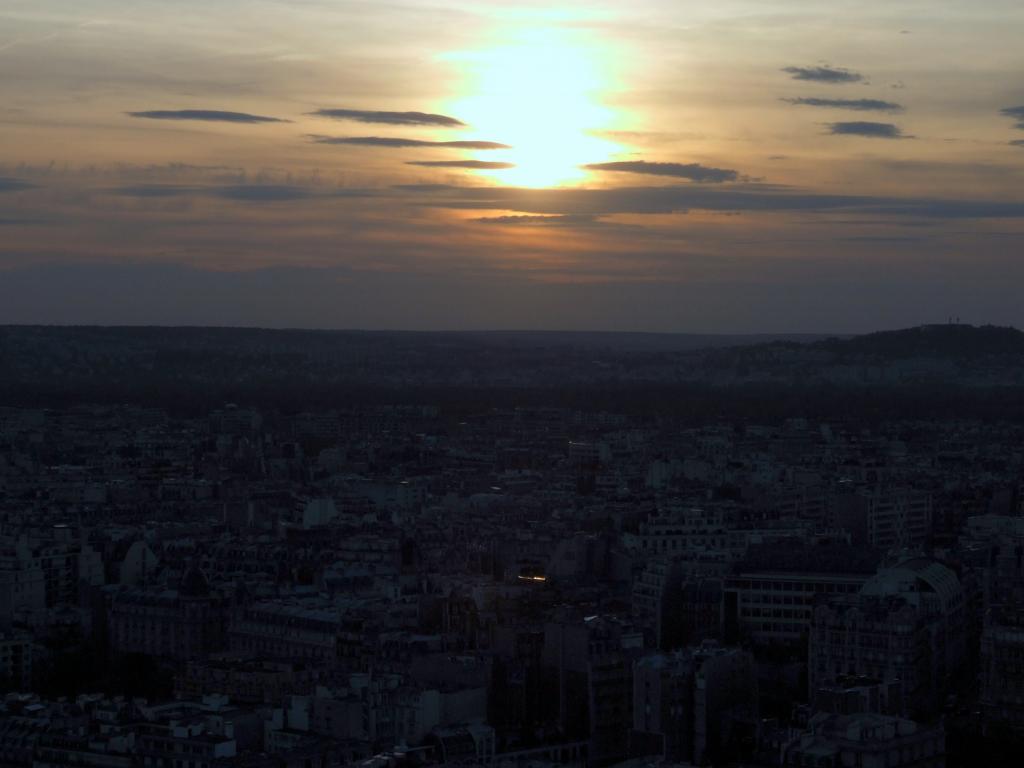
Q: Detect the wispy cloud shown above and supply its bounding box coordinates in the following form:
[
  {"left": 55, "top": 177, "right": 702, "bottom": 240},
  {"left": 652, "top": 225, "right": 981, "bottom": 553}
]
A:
[
  {"left": 783, "top": 97, "right": 903, "bottom": 113},
  {"left": 827, "top": 121, "right": 909, "bottom": 139},
  {"left": 407, "top": 160, "right": 514, "bottom": 169},
  {"left": 584, "top": 161, "right": 739, "bottom": 183},
  {"left": 108, "top": 183, "right": 376, "bottom": 201},
  {"left": 782, "top": 66, "right": 865, "bottom": 83},
  {"left": 0, "top": 217, "right": 46, "bottom": 226},
  {"left": 838, "top": 236, "right": 924, "bottom": 243},
  {"left": 309, "top": 109, "right": 465, "bottom": 127},
  {"left": 471, "top": 214, "right": 602, "bottom": 227},
  {"left": 404, "top": 183, "right": 1024, "bottom": 220},
  {"left": 310, "top": 135, "right": 510, "bottom": 149},
  {"left": 127, "top": 110, "right": 289, "bottom": 124},
  {"left": 217, "top": 185, "right": 329, "bottom": 202},
  {"left": 108, "top": 184, "right": 204, "bottom": 198},
  {"left": 1001, "top": 106, "right": 1024, "bottom": 130},
  {"left": 0, "top": 177, "right": 34, "bottom": 192}
]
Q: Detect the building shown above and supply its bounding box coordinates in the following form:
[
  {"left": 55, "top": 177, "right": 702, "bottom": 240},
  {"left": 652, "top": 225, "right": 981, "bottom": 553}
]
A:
[
  {"left": 228, "top": 599, "right": 343, "bottom": 666},
  {"left": 631, "top": 643, "right": 756, "bottom": 766},
  {"left": 809, "top": 558, "right": 965, "bottom": 718},
  {"left": 106, "top": 566, "right": 229, "bottom": 662},
  {"left": 831, "top": 486, "right": 933, "bottom": 552},
  {"left": 812, "top": 676, "right": 903, "bottom": 717},
  {"left": 632, "top": 558, "right": 683, "bottom": 649},
  {"left": 543, "top": 614, "right": 644, "bottom": 764},
  {"left": 979, "top": 603, "right": 1024, "bottom": 730},
  {"left": 781, "top": 712, "right": 944, "bottom": 768},
  {"left": 723, "top": 542, "right": 877, "bottom": 649},
  {"left": 0, "top": 631, "right": 32, "bottom": 688}
]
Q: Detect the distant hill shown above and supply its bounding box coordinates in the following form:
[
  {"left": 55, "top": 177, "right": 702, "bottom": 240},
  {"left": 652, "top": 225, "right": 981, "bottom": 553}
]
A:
[
  {"left": 0, "top": 325, "right": 830, "bottom": 353},
  {"left": 814, "top": 324, "right": 1024, "bottom": 360},
  {"left": 1, "top": 324, "right": 1023, "bottom": 417},
  {"left": 458, "top": 329, "right": 833, "bottom": 352}
]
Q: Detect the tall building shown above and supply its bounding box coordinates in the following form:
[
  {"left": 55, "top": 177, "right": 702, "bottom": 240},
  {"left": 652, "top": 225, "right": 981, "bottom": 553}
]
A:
[
  {"left": 543, "top": 614, "right": 644, "bottom": 764},
  {"left": 631, "top": 643, "right": 756, "bottom": 766},
  {"left": 979, "top": 602, "right": 1024, "bottom": 730},
  {"left": 633, "top": 558, "right": 683, "bottom": 649}
]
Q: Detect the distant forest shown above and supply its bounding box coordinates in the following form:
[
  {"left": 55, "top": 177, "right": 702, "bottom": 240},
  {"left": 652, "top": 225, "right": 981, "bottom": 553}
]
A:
[{"left": 3, "top": 324, "right": 1024, "bottom": 422}]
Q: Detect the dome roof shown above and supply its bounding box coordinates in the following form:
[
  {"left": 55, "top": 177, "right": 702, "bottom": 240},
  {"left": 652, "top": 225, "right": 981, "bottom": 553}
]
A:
[{"left": 860, "top": 558, "right": 961, "bottom": 610}]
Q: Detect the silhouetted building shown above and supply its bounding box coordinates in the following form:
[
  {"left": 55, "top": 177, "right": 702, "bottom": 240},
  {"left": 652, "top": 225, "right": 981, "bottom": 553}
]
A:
[
  {"left": 543, "top": 614, "right": 644, "bottom": 764},
  {"left": 631, "top": 642, "right": 756, "bottom": 765}
]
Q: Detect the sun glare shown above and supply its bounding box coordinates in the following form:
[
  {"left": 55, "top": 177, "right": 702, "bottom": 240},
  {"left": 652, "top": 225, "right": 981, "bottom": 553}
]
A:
[{"left": 444, "top": 28, "right": 620, "bottom": 188}]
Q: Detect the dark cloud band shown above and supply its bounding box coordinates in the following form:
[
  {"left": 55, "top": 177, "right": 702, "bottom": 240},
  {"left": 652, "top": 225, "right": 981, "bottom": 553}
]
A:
[
  {"left": 782, "top": 66, "right": 865, "bottom": 83},
  {"left": 310, "top": 135, "right": 510, "bottom": 149},
  {"left": 0, "top": 177, "right": 34, "bottom": 193},
  {"left": 404, "top": 183, "right": 1024, "bottom": 220},
  {"left": 407, "top": 161, "right": 515, "bottom": 169},
  {"left": 783, "top": 97, "right": 903, "bottom": 113},
  {"left": 108, "top": 184, "right": 376, "bottom": 201},
  {"left": 827, "top": 121, "right": 908, "bottom": 139},
  {"left": 310, "top": 109, "right": 465, "bottom": 127},
  {"left": 1001, "top": 106, "right": 1024, "bottom": 130},
  {"left": 584, "top": 161, "right": 739, "bottom": 183},
  {"left": 128, "top": 110, "right": 289, "bottom": 124},
  {"left": 471, "top": 214, "right": 599, "bottom": 226}
]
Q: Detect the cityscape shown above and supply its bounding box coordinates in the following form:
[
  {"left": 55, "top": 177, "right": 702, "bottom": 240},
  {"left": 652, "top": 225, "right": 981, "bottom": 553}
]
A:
[
  {"left": 1, "top": 324, "right": 1023, "bottom": 766},
  {"left": 3, "top": 0, "right": 1024, "bottom": 765}
]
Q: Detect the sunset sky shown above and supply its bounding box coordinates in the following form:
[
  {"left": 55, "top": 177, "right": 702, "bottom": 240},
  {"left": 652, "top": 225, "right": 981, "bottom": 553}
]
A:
[{"left": 2, "top": 0, "right": 1024, "bottom": 331}]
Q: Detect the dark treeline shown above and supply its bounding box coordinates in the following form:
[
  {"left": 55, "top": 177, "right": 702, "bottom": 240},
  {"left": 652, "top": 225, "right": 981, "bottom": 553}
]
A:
[{"left": 5, "top": 377, "right": 1024, "bottom": 424}]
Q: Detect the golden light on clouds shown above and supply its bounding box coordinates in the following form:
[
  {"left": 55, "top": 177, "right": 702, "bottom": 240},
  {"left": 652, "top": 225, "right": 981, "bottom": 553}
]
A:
[{"left": 444, "top": 26, "right": 622, "bottom": 188}]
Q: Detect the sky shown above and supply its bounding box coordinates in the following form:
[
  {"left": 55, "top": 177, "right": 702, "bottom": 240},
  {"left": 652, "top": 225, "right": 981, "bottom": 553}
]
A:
[{"left": 1, "top": 0, "right": 1023, "bottom": 333}]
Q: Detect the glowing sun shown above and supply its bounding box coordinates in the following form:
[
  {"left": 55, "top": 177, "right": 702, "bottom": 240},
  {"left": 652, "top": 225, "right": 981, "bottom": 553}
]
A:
[{"left": 444, "top": 27, "right": 621, "bottom": 188}]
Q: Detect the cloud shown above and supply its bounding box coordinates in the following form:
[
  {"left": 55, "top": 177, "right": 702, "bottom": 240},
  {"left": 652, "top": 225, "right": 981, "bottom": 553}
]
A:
[
  {"left": 310, "top": 135, "right": 510, "bottom": 149},
  {"left": 782, "top": 66, "right": 865, "bottom": 83},
  {"left": 827, "top": 121, "right": 909, "bottom": 139},
  {"left": 127, "top": 110, "right": 289, "bottom": 124},
  {"left": 407, "top": 161, "right": 515, "bottom": 169},
  {"left": 1001, "top": 106, "right": 1024, "bottom": 129},
  {"left": 0, "top": 177, "right": 34, "bottom": 192},
  {"left": 471, "top": 214, "right": 601, "bottom": 227},
  {"left": 109, "top": 184, "right": 376, "bottom": 201},
  {"left": 217, "top": 185, "right": 322, "bottom": 201},
  {"left": 0, "top": 217, "right": 46, "bottom": 226},
  {"left": 838, "top": 236, "right": 923, "bottom": 243},
  {"left": 309, "top": 109, "right": 465, "bottom": 127},
  {"left": 783, "top": 97, "right": 903, "bottom": 113},
  {"left": 403, "top": 182, "right": 1024, "bottom": 220},
  {"left": 1011, "top": 140, "right": 1024, "bottom": 148},
  {"left": 583, "top": 161, "right": 739, "bottom": 183},
  {"left": 109, "top": 184, "right": 204, "bottom": 198}
]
